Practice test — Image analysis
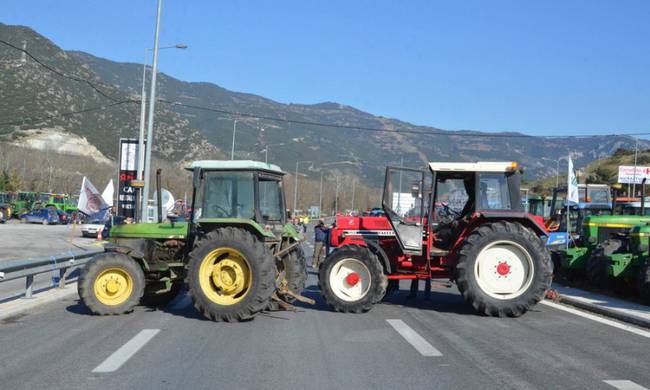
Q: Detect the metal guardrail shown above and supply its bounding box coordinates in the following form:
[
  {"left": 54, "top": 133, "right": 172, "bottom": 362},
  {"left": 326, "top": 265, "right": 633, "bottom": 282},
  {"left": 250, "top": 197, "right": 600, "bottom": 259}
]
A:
[{"left": 0, "top": 247, "right": 105, "bottom": 298}]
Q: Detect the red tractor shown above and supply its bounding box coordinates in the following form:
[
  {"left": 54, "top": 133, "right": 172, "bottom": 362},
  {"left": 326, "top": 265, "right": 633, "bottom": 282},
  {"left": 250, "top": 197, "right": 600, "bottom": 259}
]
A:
[{"left": 319, "top": 162, "right": 552, "bottom": 317}]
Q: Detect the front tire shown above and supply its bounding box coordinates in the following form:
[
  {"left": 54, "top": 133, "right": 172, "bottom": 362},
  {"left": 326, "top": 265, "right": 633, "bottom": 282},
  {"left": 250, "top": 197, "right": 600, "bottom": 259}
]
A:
[
  {"left": 187, "top": 227, "right": 275, "bottom": 322},
  {"left": 78, "top": 252, "right": 145, "bottom": 315},
  {"left": 319, "top": 244, "right": 387, "bottom": 313},
  {"left": 455, "top": 221, "right": 552, "bottom": 317}
]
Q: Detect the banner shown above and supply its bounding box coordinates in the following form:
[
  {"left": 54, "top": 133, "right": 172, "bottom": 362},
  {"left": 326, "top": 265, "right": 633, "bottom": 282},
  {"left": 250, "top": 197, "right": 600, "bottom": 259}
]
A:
[
  {"left": 117, "top": 138, "right": 141, "bottom": 219},
  {"left": 618, "top": 165, "right": 650, "bottom": 184},
  {"left": 567, "top": 157, "right": 579, "bottom": 204},
  {"left": 77, "top": 177, "right": 108, "bottom": 216},
  {"left": 102, "top": 179, "right": 114, "bottom": 207}
]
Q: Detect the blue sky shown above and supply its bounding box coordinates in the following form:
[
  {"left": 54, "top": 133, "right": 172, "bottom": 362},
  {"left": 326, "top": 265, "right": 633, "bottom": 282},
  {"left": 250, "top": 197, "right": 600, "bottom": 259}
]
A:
[{"left": 3, "top": 1, "right": 650, "bottom": 136}]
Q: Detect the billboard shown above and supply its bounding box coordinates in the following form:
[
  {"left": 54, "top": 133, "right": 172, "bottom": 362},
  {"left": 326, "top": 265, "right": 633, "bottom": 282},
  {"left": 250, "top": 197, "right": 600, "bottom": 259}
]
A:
[
  {"left": 117, "top": 138, "right": 142, "bottom": 219},
  {"left": 618, "top": 165, "right": 650, "bottom": 184}
]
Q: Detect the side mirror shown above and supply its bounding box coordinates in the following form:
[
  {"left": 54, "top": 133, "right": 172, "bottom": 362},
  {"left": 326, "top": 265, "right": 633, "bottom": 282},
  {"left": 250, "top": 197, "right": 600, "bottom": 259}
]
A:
[{"left": 192, "top": 168, "right": 202, "bottom": 188}]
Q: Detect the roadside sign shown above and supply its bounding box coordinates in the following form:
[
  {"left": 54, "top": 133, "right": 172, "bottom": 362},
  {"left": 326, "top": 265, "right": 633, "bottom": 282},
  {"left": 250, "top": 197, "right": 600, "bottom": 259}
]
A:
[
  {"left": 618, "top": 165, "right": 650, "bottom": 184},
  {"left": 117, "top": 138, "right": 143, "bottom": 219}
]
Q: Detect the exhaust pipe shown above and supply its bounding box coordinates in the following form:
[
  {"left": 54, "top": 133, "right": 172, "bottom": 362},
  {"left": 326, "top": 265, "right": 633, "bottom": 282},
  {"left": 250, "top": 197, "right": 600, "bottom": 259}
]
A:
[{"left": 156, "top": 168, "right": 163, "bottom": 223}]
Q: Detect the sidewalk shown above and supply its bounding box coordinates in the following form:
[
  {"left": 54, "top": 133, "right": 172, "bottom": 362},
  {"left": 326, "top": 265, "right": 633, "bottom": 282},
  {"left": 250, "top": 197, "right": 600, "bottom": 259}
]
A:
[{"left": 552, "top": 283, "right": 650, "bottom": 329}]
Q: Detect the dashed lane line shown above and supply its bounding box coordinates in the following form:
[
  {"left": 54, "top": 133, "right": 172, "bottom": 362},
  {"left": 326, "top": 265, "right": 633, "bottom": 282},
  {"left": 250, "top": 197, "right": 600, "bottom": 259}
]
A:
[
  {"left": 92, "top": 329, "right": 160, "bottom": 373},
  {"left": 604, "top": 380, "right": 649, "bottom": 390},
  {"left": 540, "top": 301, "right": 650, "bottom": 339},
  {"left": 386, "top": 319, "right": 443, "bottom": 357}
]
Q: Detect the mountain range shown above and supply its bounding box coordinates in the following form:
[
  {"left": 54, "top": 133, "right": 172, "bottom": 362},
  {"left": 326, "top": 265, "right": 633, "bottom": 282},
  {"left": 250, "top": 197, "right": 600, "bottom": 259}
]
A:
[{"left": 0, "top": 22, "right": 645, "bottom": 186}]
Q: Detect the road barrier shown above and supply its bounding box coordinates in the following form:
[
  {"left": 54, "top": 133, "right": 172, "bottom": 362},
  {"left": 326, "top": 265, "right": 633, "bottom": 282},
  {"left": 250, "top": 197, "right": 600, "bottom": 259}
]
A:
[{"left": 0, "top": 247, "right": 105, "bottom": 298}]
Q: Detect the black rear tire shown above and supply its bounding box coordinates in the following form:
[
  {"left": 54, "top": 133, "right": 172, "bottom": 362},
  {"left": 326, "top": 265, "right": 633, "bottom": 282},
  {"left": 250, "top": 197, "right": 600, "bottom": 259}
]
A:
[
  {"left": 319, "top": 244, "right": 387, "bottom": 313},
  {"left": 187, "top": 227, "right": 275, "bottom": 322},
  {"left": 78, "top": 252, "right": 145, "bottom": 315},
  {"left": 455, "top": 221, "right": 552, "bottom": 317},
  {"left": 587, "top": 241, "right": 615, "bottom": 291},
  {"left": 280, "top": 245, "right": 308, "bottom": 301}
]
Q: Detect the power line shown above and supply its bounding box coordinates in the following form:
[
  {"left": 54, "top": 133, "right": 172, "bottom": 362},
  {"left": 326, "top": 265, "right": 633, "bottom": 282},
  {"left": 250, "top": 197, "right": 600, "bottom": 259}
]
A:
[
  {"left": 0, "top": 100, "right": 136, "bottom": 127},
  {"left": 0, "top": 39, "right": 127, "bottom": 102},
  {"left": 158, "top": 99, "right": 650, "bottom": 140}
]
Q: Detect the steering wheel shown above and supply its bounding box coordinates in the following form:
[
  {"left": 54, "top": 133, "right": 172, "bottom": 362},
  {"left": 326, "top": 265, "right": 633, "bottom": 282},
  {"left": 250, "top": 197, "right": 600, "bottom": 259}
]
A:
[
  {"left": 437, "top": 203, "right": 461, "bottom": 225},
  {"left": 211, "top": 204, "right": 230, "bottom": 217}
]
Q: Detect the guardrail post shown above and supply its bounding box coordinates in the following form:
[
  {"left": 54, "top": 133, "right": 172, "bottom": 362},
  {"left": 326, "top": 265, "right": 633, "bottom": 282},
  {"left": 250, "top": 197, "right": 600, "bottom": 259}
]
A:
[
  {"left": 25, "top": 275, "right": 34, "bottom": 299},
  {"left": 59, "top": 268, "right": 67, "bottom": 288}
]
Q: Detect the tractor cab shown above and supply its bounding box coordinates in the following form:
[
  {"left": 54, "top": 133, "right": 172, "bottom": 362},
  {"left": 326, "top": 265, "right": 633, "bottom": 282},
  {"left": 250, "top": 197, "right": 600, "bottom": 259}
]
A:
[
  {"left": 188, "top": 160, "right": 289, "bottom": 238},
  {"left": 382, "top": 161, "right": 523, "bottom": 255}
]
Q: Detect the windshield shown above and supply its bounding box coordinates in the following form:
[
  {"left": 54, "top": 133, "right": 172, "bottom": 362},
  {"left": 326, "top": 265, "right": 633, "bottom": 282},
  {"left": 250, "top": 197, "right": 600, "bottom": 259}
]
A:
[
  {"left": 478, "top": 173, "right": 511, "bottom": 210},
  {"left": 201, "top": 172, "right": 255, "bottom": 219}
]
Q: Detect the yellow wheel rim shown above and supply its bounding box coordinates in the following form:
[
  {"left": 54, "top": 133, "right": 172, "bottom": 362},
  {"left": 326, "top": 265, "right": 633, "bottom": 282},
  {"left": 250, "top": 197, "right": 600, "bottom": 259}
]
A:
[
  {"left": 93, "top": 268, "right": 134, "bottom": 306},
  {"left": 198, "top": 247, "right": 252, "bottom": 305}
]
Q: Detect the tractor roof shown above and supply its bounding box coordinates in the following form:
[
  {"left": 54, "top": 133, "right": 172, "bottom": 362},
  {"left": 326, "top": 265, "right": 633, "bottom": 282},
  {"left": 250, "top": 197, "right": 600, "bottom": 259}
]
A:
[
  {"left": 428, "top": 161, "right": 518, "bottom": 173},
  {"left": 187, "top": 160, "right": 285, "bottom": 175}
]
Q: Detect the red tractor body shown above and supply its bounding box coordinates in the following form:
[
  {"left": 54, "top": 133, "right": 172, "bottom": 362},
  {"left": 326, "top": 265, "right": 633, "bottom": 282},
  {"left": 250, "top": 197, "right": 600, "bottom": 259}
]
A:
[{"left": 319, "top": 162, "right": 553, "bottom": 317}]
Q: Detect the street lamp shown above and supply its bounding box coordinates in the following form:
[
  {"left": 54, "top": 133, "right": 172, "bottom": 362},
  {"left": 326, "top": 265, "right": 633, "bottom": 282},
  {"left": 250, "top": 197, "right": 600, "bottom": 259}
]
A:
[
  {"left": 137, "top": 44, "right": 188, "bottom": 184},
  {"left": 320, "top": 161, "right": 351, "bottom": 216},
  {"left": 555, "top": 156, "right": 569, "bottom": 189},
  {"left": 293, "top": 160, "right": 312, "bottom": 214},
  {"left": 231, "top": 119, "right": 238, "bottom": 160},
  {"left": 261, "top": 142, "right": 284, "bottom": 164}
]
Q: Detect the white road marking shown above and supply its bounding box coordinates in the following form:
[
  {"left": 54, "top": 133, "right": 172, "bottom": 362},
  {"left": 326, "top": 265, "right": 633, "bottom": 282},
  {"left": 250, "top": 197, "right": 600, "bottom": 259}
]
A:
[
  {"left": 541, "top": 301, "right": 650, "bottom": 339},
  {"left": 386, "top": 319, "right": 442, "bottom": 357},
  {"left": 604, "top": 380, "right": 650, "bottom": 390},
  {"left": 92, "top": 329, "right": 160, "bottom": 373}
]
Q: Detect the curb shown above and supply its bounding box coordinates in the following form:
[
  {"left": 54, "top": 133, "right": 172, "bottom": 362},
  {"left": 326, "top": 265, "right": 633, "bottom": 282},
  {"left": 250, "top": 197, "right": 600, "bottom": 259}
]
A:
[
  {"left": 0, "top": 283, "right": 78, "bottom": 321},
  {"left": 555, "top": 294, "right": 650, "bottom": 330}
]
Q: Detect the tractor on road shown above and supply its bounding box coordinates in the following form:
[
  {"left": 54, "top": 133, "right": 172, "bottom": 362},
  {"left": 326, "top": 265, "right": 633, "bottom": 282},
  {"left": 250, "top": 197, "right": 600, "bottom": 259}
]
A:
[
  {"left": 319, "top": 162, "right": 553, "bottom": 317},
  {"left": 78, "top": 160, "right": 308, "bottom": 322}
]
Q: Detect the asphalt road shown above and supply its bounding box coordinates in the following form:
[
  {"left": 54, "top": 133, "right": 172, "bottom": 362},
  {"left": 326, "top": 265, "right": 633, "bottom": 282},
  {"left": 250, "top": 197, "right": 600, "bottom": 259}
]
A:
[
  {"left": 1, "top": 235, "right": 650, "bottom": 390},
  {"left": 0, "top": 222, "right": 98, "bottom": 301}
]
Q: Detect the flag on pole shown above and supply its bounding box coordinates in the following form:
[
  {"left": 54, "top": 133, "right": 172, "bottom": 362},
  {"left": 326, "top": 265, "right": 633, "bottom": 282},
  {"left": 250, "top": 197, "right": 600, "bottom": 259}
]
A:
[
  {"left": 567, "top": 156, "right": 579, "bottom": 204},
  {"left": 77, "top": 177, "right": 108, "bottom": 215},
  {"left": 102, "top": 179, "right": 114, "bottom": 207}
]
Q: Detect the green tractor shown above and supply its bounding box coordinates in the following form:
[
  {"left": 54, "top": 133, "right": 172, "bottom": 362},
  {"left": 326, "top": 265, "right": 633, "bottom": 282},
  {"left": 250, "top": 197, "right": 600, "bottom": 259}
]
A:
[
  {"left": 11, "top": 191, "right": 38, "bottom": 216},
  {"left": 0, "top": 192, "right": 12, "bottom": 221},
  {"left": 587, "top": 223, "right": 650, "bottom": 302},
  {"left": 556, "top": 215, "right": 650, "bottom": 280},
  {"left": 78, "top": 160, "right": 308, "bottom": 322},
  {"left": 38, "top": 193, "right": 78, "bottom": 213}
]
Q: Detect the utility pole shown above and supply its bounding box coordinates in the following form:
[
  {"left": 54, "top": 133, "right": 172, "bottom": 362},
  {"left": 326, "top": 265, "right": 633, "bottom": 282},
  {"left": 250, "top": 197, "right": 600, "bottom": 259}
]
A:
[
  {"left": 633, "top": 138, "right": 639, "bottom": 196},
  {"left": 140, "top": 0, "right": 163, "bottom": 222},
  {"left": 293, "top": 160, "right": 311, "bottom": 214},
  {"left": 319, "top": 170, "right": 324, "bottom": 216},
  {"left": 231, "top": 119, "right": 238, "bottom": 160},
  {"left": 351, "top": 178, "right": 356, "bottom": 212},
  {"left": 137, "top": 49, "right": 148, "bottom": 183},
  {"left": 335, "top": 175, "right": 340, "bottom": 215}
]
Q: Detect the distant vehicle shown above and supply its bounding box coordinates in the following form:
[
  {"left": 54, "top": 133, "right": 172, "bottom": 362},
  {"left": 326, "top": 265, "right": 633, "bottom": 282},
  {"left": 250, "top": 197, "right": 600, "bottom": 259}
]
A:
[
  {"left": 56, "top": 209, "right": 69, "bottom": 224},
  {"left": 368, "top": 207, "right": 384, "bottom": 217},
  {"left": 81, "top": 209, "right": 109, "bottom": 238},
  {"left": 20, "top": 208, "right": 59, "bottom": 225}
]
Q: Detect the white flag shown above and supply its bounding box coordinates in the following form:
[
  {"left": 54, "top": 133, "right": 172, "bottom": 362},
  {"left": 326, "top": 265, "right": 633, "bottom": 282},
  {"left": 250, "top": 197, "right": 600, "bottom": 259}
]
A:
[
  {"left": 567, "top": 157, "right": 579, "bottom": 204},
  {"left": 77, "top": 177, "right": 108, "bottom": 215},
  {"left": 102, "top": 179, "right": 114, "bottom": 207}
]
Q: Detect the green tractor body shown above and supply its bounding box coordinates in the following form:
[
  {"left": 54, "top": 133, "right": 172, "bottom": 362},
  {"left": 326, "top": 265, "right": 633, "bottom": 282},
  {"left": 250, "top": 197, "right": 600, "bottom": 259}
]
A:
[
  {"left": 12, "top": 191, "right": 38, "bottom": 216},
  {"left": 79, "top": 160, "right": 307, "bottom": 322},
  {"left": 554, "top": 215, "right": 650, "bottom": 277},
  {"left": 0, "top": 192, "right": 12, "bottom": 221}
]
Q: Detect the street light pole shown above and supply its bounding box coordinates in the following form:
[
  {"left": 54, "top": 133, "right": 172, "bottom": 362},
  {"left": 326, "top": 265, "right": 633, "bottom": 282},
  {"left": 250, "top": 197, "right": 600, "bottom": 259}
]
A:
[
  {"left": 137, "top": 49, "right": 148, "bottom": 182},
  {"left": 231, "top": 119, "right": 238, "bottom": 160},
  {"left": 319, "top": 170, "right": 323, "bottom": 216},
  {"left": 293, "top": 160, "right": 311, "bottom": 214},
  {"left": 140, "top": 0, "right": 162, "bottom": 223},
  {"left": 633, "top": 138, "right": 639, "bottom": 196}
]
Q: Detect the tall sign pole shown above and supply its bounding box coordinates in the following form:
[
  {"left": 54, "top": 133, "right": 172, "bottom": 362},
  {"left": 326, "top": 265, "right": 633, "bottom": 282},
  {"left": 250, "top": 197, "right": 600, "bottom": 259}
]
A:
[{"left": 141, "top": 0, "right": 162, "bottom": 222}]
